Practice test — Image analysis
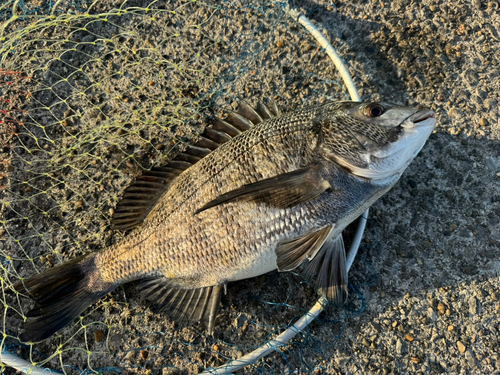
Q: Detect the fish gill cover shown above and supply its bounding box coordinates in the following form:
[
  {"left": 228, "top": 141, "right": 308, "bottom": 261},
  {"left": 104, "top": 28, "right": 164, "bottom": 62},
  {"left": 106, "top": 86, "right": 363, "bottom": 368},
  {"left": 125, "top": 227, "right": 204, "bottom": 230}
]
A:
[{"left": 0, "top": 0, "right": 378, "bottom": 373}]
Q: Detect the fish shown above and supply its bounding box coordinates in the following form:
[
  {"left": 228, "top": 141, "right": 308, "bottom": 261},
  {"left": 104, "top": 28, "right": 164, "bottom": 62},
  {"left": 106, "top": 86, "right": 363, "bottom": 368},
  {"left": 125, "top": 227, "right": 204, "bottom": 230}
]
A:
[{"left": 12, "top": 100, "right": 436, "bottom": 342}]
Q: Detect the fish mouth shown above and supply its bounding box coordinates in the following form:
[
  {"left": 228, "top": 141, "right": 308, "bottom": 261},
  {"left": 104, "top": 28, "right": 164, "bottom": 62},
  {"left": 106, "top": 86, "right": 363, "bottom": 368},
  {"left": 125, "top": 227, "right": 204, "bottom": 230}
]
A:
[{"left": 402, "top": 110, "right": 436, "bottom": 128}]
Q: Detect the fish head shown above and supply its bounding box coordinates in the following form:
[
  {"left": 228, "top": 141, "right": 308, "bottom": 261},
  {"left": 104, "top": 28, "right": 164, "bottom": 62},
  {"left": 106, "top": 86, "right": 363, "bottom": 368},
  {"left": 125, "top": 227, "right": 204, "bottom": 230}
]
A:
[{"left": 317, "top": 101, "right": 436, "bottom": 185}]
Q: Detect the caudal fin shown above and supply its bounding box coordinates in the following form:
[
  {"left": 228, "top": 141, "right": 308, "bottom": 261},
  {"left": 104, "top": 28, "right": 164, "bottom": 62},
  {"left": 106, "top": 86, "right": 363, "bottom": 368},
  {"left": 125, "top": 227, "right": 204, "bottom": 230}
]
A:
[{"left": 13, "top": 254, "right": 115, "bottom": 342}]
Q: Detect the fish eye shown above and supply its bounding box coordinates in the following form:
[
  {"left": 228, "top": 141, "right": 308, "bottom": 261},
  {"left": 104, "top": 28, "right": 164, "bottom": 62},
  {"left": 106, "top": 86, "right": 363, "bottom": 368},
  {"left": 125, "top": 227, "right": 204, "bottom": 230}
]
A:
[{"left": 364, "top": 104, "right": 384, "bottom": 117}]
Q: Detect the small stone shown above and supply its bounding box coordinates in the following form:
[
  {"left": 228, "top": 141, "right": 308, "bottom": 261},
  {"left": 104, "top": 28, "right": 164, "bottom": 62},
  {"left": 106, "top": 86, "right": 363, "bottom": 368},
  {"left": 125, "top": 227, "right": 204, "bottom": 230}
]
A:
[
  {"left": 396, "top": 339, "right": 403, "bottom": 354},
  {"left": 140, "top": 349, "right": 148, "bottom": 360},
  {"left": 448, "top": 325, "right": 454, "bottom": 331},
  {"left": 405, "top": 334, "right": 414, "bottom": 342},
  {"left": 411, "top": 357, "right": 420, "bottom": 364},
  {"left": 469, "top": 297, "right": 477, "bottom": 315},
  {"left": 94, "top": 330, "right": 105, "bottom": 343},
  {"left": 465, "top": 350, "right": 476, "bottom": 367},
  {"left": 437, "top": 302, "right": 446, "bottom": 315},
  {"left": 335, "top": 356, "right": 350, "bottom": 367},
  {"left": 163, "top": 368, "right": 180, "bottom": 375},
  {"left": 212, "top": 344, "right": 220, "bottom": 351},
  {"left": 255, "top": 330, "right": 267, "bottom": 340},
  {"left": 479, "top": 117, "right": 488, "bottom": 126},
  {"left": 457, "top": 341, "right": 466, "bottom": 353},
  {"left": 109, "top": 208, "right": 114, "bottom": 216},
  {"left": 449, "top": 223, "right": 457, "bottom": 232},
  {"left": 430, "top": 5, "right": 437, "bottom": 11}
]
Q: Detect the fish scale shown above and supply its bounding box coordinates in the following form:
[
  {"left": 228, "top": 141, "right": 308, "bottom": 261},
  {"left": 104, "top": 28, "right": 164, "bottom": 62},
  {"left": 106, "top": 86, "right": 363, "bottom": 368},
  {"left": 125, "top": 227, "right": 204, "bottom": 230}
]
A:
[
  {"left": 13, "top": 100, "right": 436, "bottom": 341},
  {"left": 95, "top": 122, "right": 316, "bottom": 278}
]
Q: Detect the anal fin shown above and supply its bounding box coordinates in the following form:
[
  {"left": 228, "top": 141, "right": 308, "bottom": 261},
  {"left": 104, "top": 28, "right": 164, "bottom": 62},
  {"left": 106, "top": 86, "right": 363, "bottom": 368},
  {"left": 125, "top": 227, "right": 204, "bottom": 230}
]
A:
[{"left": 138, "top": 278, "right": 224, "bottom": 334}]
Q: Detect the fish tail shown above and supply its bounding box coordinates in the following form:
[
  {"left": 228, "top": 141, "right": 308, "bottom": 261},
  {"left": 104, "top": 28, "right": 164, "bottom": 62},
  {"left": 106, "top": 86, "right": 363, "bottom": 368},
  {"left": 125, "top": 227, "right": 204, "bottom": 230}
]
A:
[{"left": 13, "top": 254, "right": 116, "bottom": 342}]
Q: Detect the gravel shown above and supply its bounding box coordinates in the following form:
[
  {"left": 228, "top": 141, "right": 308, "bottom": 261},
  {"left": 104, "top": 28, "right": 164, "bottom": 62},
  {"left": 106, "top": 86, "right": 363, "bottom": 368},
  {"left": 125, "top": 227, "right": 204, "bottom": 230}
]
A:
[{"left": 1, "top": 0, "right": 500, "bottom": 374}]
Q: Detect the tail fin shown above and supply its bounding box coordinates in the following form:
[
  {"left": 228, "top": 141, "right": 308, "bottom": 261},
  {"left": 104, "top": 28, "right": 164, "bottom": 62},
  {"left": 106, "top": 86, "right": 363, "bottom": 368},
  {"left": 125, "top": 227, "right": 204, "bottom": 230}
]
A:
[{"left": 13, "top": 254, "right": 115, "bottom": 342}]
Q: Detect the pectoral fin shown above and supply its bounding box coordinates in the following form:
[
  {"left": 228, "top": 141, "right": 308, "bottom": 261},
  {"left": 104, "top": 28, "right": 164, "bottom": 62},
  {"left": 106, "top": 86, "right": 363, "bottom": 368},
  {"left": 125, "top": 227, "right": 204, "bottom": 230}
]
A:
[
  {"left": 196, "top": 163, "right": 330, "bottom": 214},
  {"left": 300, "top": 234, "right": 348, "bottom": 306}
]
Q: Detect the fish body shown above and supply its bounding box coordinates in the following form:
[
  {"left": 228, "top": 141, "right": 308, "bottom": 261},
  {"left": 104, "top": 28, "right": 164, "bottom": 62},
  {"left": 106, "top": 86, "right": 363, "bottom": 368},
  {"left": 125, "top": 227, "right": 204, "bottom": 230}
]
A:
[{"left": 14, "top": 100, "right": 436, "bottom": 341}]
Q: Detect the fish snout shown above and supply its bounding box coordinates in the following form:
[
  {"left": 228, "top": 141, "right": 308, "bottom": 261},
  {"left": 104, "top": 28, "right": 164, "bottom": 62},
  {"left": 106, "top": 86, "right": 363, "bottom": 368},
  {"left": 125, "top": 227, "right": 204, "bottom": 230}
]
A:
[{"left": 402, "top": 110, "right": 436, "bottom": 128}]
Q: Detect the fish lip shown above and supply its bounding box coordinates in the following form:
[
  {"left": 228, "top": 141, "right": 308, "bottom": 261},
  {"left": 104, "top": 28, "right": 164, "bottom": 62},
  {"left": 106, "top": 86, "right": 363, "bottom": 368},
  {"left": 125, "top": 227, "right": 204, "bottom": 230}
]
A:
[{"left": 402, "top": 110, "right": 436, "bottom": 128}]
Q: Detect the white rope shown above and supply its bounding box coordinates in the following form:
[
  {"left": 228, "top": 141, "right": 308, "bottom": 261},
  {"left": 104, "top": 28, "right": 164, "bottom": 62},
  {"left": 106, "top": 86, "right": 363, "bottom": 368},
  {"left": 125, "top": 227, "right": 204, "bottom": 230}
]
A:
[
  {"left": 1, "top": 351, "right": 63, "bottom": 374},
  {"left": 2, "top": 4, "right": 366, "bottom": 374},
  {"left": 286, "top": 7, "right": 361, "bottom": 102},
  {"left": 199, "top": 5, "right": 366, "bottom": 375}
]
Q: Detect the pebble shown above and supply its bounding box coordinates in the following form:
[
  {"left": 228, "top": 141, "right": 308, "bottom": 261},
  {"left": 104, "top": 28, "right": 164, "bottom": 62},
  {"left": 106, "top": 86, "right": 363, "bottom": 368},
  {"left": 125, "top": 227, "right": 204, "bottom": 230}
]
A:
[
  {"left": 437, "top": 302, "right": 446, "bottom": 315},
  {"left": 405, "top": 334, "right": 414, "bottom": 342},
  {"left": 465, "top": 350, "right": 476, "bottom": 367},
  {"left": 162, "top": 369, "right": 180, "bottom": 375},
  {"left": 469, "top": 297, "right": 477, "bottom": 315},
  {"left": 479, "top": 117, "right": 488, "bottom": 126},
  {"left": 94, "top": 330, "right": 105, "bottom": 343},
  {"left": 396, "top": 339, "right": 403, "bottom": 354},
  {"left": 457, "top": 341, "right": 466, "bottom": 353}
]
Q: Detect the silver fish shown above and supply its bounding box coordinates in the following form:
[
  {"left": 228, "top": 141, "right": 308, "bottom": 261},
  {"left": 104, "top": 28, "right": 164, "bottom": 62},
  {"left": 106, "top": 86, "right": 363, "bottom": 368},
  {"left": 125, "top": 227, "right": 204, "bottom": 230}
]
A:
[{"left": 13, "top": 100, "right": 436, "bottom": 341}]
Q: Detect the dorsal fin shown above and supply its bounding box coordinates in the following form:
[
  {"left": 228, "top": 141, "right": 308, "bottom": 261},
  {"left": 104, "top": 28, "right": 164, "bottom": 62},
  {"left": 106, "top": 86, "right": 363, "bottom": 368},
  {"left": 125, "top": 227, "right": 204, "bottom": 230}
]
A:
[
  {"left": 237, "top": 100, "right": 263, "bottom": 125},
  {"left": 112, "top": 100, "right": 280, "bottom": 231}
]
